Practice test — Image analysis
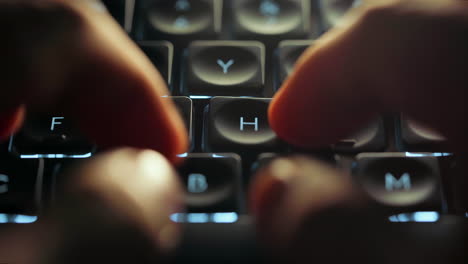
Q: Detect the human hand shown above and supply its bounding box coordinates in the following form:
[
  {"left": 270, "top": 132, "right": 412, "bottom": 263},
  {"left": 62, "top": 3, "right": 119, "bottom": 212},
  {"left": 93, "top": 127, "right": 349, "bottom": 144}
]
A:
[
  {"left": 0, "top": 0, "right": 188, "bottom": 263},
  {"left": 250, "top": 0, "right": 468, "bottom": 262}
]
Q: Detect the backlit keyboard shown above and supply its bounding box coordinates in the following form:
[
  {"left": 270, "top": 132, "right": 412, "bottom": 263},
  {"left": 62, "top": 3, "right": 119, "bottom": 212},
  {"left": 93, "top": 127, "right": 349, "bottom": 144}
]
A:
[{"left": 1, "top": 0, "right": 466, "bottom": 263}]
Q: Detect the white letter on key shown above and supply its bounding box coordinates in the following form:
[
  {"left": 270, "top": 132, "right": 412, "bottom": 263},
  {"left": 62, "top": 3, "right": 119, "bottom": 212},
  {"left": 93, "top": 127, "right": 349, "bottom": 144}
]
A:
[
  {"left": 50, "top": 117, "right": 64, "bottom": 131},
  {"left": 217, "top": 59, "right": 235, "bottom": 74}
]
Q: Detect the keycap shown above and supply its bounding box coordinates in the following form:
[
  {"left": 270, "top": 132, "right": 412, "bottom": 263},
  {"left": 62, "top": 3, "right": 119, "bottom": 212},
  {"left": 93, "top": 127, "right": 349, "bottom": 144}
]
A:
[
  {"left": 140, "top": 41, "right": 174, "bottom": 87},
  {"left": 320, "top": 0, "right": 358, "bottom": 28},
  {"left": 171, "top": 96, "right": 193, "bottom": 143},
  {"left": 354, "top": 153, "right": 443, "bottom": 212},
  {"left": 135, "top": 0, "right": 222, "bottom": 39},
  {"left": 178, "top": 153, "right": 243, "bottom": 213},
  {"left": 232, "top": 0, "right": 311, "bottom": 38},
  {"left": 332, "top": 118, "right": 387, "bottom": 152},
  {"left": 184, "top": 41, "right": 265, "bottom": 96},
  {"left": 0, "top": 156, "right": 42, "bottom": 215},
  {"left": 277, "top": 40, "right": 312, "bottom": 87},
  {"left": 10, "top": 114, "right": 94, "bottom": 157},
  {"left": 400, "top": 117, "right": 447, "bottom": 151},
  {"left": 204, "top": 97, "right": 281, "bottom": 153}
]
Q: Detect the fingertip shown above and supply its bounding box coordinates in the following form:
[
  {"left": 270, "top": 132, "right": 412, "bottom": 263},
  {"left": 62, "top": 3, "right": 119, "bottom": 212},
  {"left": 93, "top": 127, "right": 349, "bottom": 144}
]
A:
[
  {"left": 269, "top": 82, "right": 318, "bottom": 148},
  {"left": 269, "top": 42, "right": 378, "bottom": 149},
  {"left": 57, "top": 148, "right": 184, "bottom": 255},
  {"left": 249, "top": 156, "right": 363, "bottom": 248}
]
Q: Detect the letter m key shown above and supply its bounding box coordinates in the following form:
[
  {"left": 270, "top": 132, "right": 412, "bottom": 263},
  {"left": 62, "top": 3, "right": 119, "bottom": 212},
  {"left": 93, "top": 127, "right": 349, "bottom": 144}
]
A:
[{"left": 385, "top": 172, "right": 412, "bottom": 191}]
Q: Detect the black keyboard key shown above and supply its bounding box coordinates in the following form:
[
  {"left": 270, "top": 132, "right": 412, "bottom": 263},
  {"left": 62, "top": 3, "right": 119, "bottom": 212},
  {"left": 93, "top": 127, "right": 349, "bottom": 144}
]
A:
[
  {"left": 277, "top": 40, "right": 312, "bottom": 87},
  {"left": 140, "top": 41, "right": 174, "bottom": 87},
  {"left": 204, "top": 97, "right": 280, "bottom": 153},
  {"left": 0, "top": 156, "right": 43, "bottom": 215},
  {"left": 184, "top": 41, "right": 265, "bottom": 96},
  {"left": 232, "top": 0, "right": 311, "bottom": 38},
  {"left": 354, "top": 153, "right": 443, "bottom": 212},
  {"left": 178, "top": 153, "right": 242, "bottom": 213},
  {"left": 320, "top": 0, "right": 358, "bottom": 28},
  {"left": 10, "top": 114, "right": 94, "bottom": 157},
  {"left": 400, "top": 117, "right": 446, "bottom": 150},
  {"left": 136, "top": 0, "right": 222, "bottom": 39},
  {"left": 332, "top": 118, "right": 386, "bottom": 152},
  {"left": 171, "top": 96, "right": 193, "bottom": 143}
]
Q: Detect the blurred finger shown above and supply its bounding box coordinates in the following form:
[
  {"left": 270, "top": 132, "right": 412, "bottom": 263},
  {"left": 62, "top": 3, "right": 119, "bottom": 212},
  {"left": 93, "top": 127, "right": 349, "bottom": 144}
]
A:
[
  {"left": 0, "top": 0, "right": 187, "bottom": 162},
  {"left": 249, "top": 156, "right": 467, "bottom": 263},
  {"left": 269, "top": 0, "right": 468, "bottom": 152},
  {"left": 0, "top": 148, "right": 184, "bottom": 263},
  {"left": 249, "top": 156, "right": 368, "bottom": 247}
]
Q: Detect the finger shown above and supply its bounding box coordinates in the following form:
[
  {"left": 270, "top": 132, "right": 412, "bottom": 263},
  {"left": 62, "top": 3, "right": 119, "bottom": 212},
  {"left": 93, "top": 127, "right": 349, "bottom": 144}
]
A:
[
  {"left": 249, "top": 157, "right": 468, "bottom": 264},
  {"left": 269, "top": 0, "right": 468, "bottom": 152},
  {"left": 0, "top": 0, "right": 188, "bottom": 162},
  {"left": 249, "top": 156, "right": 368, "bottom": 248},
  {"left": 0, "top": 148, "right": 184, "bottom": 263}
]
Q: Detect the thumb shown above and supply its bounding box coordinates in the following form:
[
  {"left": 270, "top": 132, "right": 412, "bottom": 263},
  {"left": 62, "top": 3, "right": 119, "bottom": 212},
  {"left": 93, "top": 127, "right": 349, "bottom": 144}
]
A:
[{"left": 0, "top": 148, "right": 184, "bottom": 263}]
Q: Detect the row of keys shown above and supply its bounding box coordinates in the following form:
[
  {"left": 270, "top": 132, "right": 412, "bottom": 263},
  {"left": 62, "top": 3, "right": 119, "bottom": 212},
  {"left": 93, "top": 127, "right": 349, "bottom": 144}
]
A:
[
  {"left": 7, "top": 97, "right": 382, "bottom": 156},
  {"left": 132, "top": 0, "right": 314, "bottom": 40},
  {"left": 0, "top": 152, "right": 446, "bottom": 217},
  {"left": 7, "top": 97, "right": 446, "bottom": 157},
  {"left": 178, "top": 153, "right": 446, "bottom": 213},
  {"left": 105, "top": 0, "right": 360, "bottom": 37},
  {"left": 139, "top": 40, "right": 453, "bottom": 113},
  {"left": 140, "top": 40, "right": 285, "bottom": 95}
]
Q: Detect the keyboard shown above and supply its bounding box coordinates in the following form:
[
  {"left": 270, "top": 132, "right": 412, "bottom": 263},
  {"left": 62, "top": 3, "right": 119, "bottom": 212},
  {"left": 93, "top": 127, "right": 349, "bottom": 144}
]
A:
[{"left": 1, "top": 0, "right": 467, "bottom": 263}]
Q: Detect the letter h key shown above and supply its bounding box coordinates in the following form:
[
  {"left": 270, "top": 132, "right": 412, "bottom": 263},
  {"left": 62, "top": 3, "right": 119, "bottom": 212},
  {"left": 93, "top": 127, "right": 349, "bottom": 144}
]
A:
[{"left": 205, "top": 97, "right": 281, "bottom": 153}]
